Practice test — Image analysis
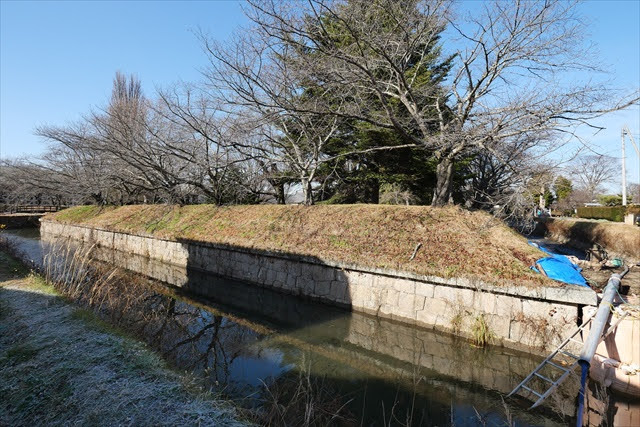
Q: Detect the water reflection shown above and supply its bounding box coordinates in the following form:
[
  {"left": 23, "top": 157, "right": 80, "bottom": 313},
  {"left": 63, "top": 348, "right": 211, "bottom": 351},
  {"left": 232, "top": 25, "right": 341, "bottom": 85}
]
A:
[{"left": 5, "top": 229, "right": 585, "bottom": 425}]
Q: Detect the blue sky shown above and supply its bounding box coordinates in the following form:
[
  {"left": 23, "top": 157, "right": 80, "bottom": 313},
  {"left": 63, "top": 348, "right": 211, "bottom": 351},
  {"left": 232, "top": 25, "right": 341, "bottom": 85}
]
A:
[
  {"left": 1, "top": 0, "right": 639, "bottom": 189},
  {"left": 1, "top": 0, "right": 247, "bottom": 155}
]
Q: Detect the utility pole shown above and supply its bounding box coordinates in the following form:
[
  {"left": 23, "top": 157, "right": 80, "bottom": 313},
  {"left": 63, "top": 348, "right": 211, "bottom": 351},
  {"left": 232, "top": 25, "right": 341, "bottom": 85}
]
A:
[
  {"left": 622, "top": 125, "right": 640, "bottom": 205},
  {"left": 622, "top": 128, "right": 627, "bottom": 206}
]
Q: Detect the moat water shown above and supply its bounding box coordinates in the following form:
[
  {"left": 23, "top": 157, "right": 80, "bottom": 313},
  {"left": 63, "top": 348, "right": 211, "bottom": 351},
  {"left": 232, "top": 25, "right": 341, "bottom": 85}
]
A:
[{"left": 5, "top": 228, "right": 633, "bottom": 426}]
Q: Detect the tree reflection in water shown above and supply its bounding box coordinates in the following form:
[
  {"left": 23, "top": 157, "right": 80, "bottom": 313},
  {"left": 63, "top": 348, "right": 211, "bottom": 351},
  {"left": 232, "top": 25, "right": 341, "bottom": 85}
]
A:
[{"left": 39, "top": 241, "right": 586, "bottom": 426}]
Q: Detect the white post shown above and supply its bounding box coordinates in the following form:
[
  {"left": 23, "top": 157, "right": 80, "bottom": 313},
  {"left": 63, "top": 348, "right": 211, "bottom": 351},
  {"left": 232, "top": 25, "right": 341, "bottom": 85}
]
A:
[
  {"left": 622, "top": 128, "right": 627, "bottom": 206},
  {"left": 624, "top": 125, "right": 640, "bottom": 203}
]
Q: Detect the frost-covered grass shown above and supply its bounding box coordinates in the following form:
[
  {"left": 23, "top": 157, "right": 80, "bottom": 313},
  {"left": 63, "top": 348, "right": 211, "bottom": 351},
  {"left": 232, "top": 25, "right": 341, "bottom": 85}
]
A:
[{"left": 0, "top": 251, "right": 246, "bottom": 427}]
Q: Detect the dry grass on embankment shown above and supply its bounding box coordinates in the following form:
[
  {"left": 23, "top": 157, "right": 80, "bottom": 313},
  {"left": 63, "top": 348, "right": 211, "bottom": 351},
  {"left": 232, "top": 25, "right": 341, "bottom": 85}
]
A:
[
  {"left": 541, "top": 218, "right": 640, "bottom": 261},
  {"left": 0, "top": 251, "right": 244, "bottom": 426},
  {"left": 48, "top": 204, "right": 553, "bottom": 288}
]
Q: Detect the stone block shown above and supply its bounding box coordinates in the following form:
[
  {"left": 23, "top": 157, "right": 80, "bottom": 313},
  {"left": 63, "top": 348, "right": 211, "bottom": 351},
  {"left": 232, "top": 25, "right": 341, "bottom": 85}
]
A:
[
  {"left": 314, "top": 280, "right": 331, "bottom": 297},
  {"left": 415, "top": 282, "right": 435, "bottom": 298},
  {"left": 509, "top": 320, "right": 544, "bottom": 348},
  {"left": 265, "top": 268, "right": 278, "bottom": 286},
  {"left": 433, "top": 284, "right": 452, "bottom": 301},
  {"left": 522, "top": 299, "right": 554, "bottom": 319},
  {"left": 382, "top": 289, "right": 399, "bottom": 309},
  {"left": 363, "top": 288, "right": 383, "bottom": 312},
  {"left": 544, "top": 286, "right": 597, "bottom": 306},
  {"left": 474, "top": 291, "right": 497, "bottom": 314},
  {"left": 392, "top": 278, "right": 415, "bottom": 294},
  {"left": 458, "top": 288, "right": 476, "bottom": 308},
  {"left": 349, "top": 284, "right": 369, "bottom": 308},
  {"left": 434, "top": 285, "right": 475, "bottom": 308},
  {"left": 284, "top": 274, "right": 297, "bottom": 291},
  {"left": 484, "top": 314, "right": 510, "bottom": 340},
  {"left": 495, "top": 294, "right": 522, "bottom": 317},
  {"left": 299, "top": 265, "right": 313, "bottom": 283},
  {"left": 347, "top": 271, "right": 372, "bottom": 289},
  {"left": 330, "top": 280, "right": 349, "bottom": 303},
  {"left": 275, "top": 271, "right": 288, "bottom": 288},
  {"left": 301, "top": 278, "right": 315, "bottom": 296},
  {"left": 288, "top": 263, "right": 303, "bottom": 279},
  {"left": 414, "top": 295, "right": 426, "bottom": 312},
  {"left": 417, "top": 298, "right": 449, "bottom": 327},
  {"left": 397, "top": 294, "right": 416, "bottom": 320},
  {"left": 311, "top": 264, "right": 334, "bottom": 282}
]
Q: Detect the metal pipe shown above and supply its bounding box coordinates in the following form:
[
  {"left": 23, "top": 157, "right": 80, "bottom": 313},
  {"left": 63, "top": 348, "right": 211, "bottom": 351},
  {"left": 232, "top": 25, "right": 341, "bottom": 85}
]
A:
[
  {"left": 576, "top": 266, "right": 628, "bottom": 426},
  {"left": 578, "top": 266, "right": 629, "bottom": 364}
]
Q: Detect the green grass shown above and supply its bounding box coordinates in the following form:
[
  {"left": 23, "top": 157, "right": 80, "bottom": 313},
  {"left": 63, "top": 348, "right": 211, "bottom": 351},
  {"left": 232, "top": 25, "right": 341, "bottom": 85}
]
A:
[
  {"left": 471, "top": 314, "right": 494, "bottom": 347},
  {"left": 49, "top": 205, "right": 116, "bottom": 224},
  {"left": 2, "top": 343, "right": 39, "bottom": 364},
  {"left": 70, "top": 308, "right": 121, "bottom": 335},
  {"left": 25, "top": 273, "right": 60, "bottom": 296},
  {"left": 328, "top": 234, "right": 351, "bottom": 249}
]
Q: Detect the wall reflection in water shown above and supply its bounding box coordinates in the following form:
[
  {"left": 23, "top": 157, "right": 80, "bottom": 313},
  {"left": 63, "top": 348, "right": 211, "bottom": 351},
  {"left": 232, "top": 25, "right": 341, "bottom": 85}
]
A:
[{"left": 9, "top": 232, "right": 600, "bottom": 425}]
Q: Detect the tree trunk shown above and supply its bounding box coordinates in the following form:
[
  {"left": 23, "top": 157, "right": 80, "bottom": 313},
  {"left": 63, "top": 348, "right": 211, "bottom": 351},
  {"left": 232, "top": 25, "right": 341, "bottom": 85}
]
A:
[
  {"left": 275, "top": 182, "right": 286, "bottom": 204},
  {"left": 363, "top": 177, "right": 380, "bottom": 204},
  {"left": 301, "top": 177, "right": 313, "bottom": 205},
  {"left": 432, "top": 157, "right": 454, "bottom": 207}
]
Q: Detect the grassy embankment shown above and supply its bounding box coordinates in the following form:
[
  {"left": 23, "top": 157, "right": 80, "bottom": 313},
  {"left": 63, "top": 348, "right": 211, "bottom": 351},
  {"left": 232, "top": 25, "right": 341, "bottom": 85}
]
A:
[
  {"left": 48, "top": 204, "right": 553, "bottom": 288},
  {"left": 540, "top": 217, "right": 640, "bottom": 261},
  {"left": 0, "top": 250, "right": 244, "bottom": 426}
]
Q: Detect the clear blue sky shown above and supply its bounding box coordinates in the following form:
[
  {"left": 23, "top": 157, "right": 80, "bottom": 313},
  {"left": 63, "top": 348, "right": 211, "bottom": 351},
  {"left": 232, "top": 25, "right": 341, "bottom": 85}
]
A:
[
  {"left": 1, "top": 0, "right": 639, "bottom": 188},
  {"left": 1, "top": 0, "right": 247, "bottom": 155}
]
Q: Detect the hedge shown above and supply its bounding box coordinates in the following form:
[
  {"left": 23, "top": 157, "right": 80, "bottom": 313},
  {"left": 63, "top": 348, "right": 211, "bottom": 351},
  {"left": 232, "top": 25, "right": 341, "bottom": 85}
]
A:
[{"left": 576, "top": 206, "right": 638, "bottom": 222}]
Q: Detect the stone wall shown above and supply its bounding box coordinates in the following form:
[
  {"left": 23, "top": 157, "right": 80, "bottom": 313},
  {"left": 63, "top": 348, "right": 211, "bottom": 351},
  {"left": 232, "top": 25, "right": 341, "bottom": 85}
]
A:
[{"left": 41, "top": 220, "right": 597, "bottom": 352}]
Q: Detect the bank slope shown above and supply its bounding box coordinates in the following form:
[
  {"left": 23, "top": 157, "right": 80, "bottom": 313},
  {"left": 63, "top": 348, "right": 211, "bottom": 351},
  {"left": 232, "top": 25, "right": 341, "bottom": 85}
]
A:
[
  {"left": 0, "top": 251, "right": 244, "bottom": 426},
  {"left": 47, "top": 204, "right": 552, "bottom": 287}
]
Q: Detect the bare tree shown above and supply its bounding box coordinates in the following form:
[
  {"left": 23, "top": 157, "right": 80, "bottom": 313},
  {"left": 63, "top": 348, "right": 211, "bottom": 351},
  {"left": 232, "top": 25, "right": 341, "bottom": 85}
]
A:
[
  {"left": 198, "top": 15, "right": 355, "bottom": 205},
  {"left": 17, "top": 2, "right": 638, "bottom": 212},
  {"left": 241, "top": 0, "right": 638, "bottom": 207},
  {"left": 152, "top": 86, "right": 260, "bottom": 204},
  {"left": 628, "top": 182, "right": 640, "bottom": 204},
  {"left": 0, "top": 158, "right": 71, "bottom": 207},
  {"left": 569, "top": 154, "right": 617, "bottom": 203},
  {"left": 33, "top": 73, "right": 258, "bottom": 205},
  {"left": 436, "top": 0, "right": 638, "bottom": 206}
]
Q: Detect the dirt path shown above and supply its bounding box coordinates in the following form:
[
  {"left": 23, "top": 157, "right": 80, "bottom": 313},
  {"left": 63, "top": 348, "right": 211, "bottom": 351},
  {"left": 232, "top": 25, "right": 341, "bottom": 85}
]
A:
[{"left": 0, "top": 251, "right": 246, "bottom": 426}]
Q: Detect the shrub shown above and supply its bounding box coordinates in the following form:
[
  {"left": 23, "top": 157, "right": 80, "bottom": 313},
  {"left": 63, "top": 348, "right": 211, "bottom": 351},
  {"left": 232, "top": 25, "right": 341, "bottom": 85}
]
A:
[
  {"left": 576, "top": 206, "right": 626, "bottom": 222},
  {"left": 627, "top": 206, "right": 640, "bottom": 215},
  {"left": 597, "top": 194, "right": 631, "bottom": 206},
  {"left": 471, "top": 314, "right": 494, "bottom": 347}
]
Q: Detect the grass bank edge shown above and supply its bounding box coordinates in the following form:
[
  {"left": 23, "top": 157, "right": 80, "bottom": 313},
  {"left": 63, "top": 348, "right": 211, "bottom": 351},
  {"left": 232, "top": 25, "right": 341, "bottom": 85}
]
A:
[
  {"left": 47, "top": 204, "right": 553, "bottom": 288},
  {"left": 0, "top": 249, "right": 247, "bottom": 425}
]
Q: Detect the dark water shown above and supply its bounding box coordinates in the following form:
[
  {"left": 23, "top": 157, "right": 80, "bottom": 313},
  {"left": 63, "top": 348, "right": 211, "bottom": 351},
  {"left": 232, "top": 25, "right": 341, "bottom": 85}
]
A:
[{"left": 3, "top": 228, "right": 595, "bottom": 426}]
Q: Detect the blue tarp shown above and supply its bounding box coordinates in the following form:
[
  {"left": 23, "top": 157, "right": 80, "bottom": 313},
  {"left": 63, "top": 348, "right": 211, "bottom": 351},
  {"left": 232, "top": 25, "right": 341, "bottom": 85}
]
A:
[{"left": 529, "top": 241, "right": 589, "bottom": 287}]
